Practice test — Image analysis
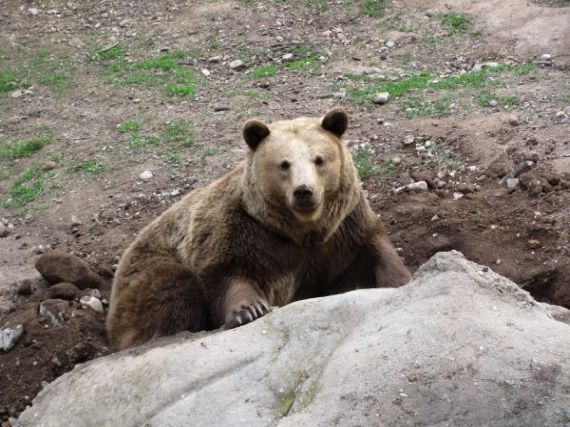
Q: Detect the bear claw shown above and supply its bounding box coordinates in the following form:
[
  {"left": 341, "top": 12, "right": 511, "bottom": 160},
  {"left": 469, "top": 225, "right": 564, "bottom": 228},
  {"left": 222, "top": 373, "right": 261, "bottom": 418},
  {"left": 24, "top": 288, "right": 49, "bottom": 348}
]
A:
[{"left": 226, "top": 299, "right": 270, "bottom": 329}]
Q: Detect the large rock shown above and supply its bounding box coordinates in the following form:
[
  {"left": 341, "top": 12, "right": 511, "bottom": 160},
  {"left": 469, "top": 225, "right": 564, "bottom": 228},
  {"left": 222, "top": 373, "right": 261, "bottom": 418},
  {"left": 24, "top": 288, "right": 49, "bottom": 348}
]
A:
[
  {"left": 35, "top": 251, "right": 104, "bottom": 290},
  {"left": 18, "top": 251, "right": 570, "bottom": 427}
]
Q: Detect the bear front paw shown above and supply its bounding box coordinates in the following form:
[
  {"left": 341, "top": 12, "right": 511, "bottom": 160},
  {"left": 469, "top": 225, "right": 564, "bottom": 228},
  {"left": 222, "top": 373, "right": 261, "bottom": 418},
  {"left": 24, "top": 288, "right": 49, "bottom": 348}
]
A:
[{"left": 225, "top": 299, "right": 270, "bottom": 329}]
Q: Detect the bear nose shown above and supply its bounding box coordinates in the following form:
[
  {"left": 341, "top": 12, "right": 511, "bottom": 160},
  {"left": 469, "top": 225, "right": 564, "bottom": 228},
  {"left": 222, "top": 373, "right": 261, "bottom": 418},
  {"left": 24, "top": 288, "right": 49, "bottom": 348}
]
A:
[{"left": 293, "top": 185, "right": 314, "bottom": 202}]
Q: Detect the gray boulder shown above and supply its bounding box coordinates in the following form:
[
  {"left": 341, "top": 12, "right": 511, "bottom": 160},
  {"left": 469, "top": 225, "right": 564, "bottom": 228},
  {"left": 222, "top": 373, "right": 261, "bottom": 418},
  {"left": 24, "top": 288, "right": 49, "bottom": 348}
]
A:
[{"left": 18, "top": 251, "right": 570, "bottom": 427}]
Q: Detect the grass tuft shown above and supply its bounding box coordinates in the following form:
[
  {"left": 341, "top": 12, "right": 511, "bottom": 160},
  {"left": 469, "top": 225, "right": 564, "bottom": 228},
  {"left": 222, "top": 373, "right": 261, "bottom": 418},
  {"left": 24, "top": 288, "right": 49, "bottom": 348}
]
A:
[
  {"left": 362, "top": 0, "right": 386, "bottom": 17},
  {"left": 0, "top": 135, "right": 52, "bottom": 159},
  {"left": 438, "top": 12, "right": 470, "bottom": 35}
]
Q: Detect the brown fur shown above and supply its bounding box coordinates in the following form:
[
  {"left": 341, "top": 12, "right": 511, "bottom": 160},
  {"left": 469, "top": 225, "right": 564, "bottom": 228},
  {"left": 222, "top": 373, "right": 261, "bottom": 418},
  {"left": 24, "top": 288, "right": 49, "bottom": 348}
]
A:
[{"left": 106, "top": 109, "right": 411, "bottom": 349}]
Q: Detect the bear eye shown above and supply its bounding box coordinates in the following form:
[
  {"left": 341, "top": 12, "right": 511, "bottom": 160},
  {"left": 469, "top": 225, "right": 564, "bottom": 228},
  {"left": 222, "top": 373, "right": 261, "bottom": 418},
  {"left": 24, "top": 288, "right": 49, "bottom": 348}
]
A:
[
  {"left": 280, "top": 160, "right": 291, "bottom": 171},
  {"left": 315, "top": 155, "right": 325, "bottom": 166}
]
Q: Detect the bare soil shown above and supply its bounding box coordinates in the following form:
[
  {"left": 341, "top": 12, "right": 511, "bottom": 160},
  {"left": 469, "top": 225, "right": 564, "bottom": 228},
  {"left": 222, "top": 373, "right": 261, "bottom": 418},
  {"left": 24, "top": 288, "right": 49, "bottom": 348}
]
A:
[{"left": 0, "top": 0, "right": 568, "bottom": 422}]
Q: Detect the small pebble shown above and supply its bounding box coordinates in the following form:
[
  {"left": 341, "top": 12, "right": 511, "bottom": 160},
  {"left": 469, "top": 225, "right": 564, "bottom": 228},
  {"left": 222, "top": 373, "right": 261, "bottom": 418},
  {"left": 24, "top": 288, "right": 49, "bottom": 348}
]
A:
[
  {"left": 372, "top": 92, "right": 390, "bottom": 105},
  {"left": 139, "top": 170, "right": 153, "bottom": 181}
]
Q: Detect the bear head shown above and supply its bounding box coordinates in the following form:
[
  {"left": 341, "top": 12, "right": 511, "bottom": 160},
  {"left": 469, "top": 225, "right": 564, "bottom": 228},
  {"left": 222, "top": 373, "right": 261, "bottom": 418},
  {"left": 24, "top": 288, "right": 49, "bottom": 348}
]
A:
[{"left": 241, "top": 108, "right": 360, "bottom": 241}]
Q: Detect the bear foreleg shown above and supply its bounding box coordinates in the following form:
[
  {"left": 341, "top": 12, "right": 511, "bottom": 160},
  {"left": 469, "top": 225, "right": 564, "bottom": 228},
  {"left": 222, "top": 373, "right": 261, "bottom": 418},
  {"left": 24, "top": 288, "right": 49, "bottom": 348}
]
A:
[{"left": 213, "top": 278, "right": 270, "bottom": 329}]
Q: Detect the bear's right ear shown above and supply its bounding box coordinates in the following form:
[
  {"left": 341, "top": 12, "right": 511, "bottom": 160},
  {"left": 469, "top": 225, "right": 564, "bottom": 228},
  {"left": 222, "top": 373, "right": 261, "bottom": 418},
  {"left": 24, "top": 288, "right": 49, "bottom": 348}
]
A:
[
  {"left": 321, "top": 108, "right": 349, "bottom": 138},
  {"left": 243, "top": 120, "right": 271, "bottom": 151}
]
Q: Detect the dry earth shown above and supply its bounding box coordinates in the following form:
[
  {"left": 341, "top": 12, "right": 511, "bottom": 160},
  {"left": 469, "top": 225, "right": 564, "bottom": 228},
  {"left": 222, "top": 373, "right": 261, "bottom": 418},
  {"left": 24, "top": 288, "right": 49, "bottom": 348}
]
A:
[{"left": 0, "top": 0, "right": 569, "bottom": 423}]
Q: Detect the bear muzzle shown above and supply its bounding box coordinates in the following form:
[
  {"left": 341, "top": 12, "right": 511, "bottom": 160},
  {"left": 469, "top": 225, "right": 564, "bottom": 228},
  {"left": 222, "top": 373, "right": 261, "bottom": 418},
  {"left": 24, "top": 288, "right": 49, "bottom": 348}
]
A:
[{"left": 291, "top": 184, "right": 321, "bottom": 213}]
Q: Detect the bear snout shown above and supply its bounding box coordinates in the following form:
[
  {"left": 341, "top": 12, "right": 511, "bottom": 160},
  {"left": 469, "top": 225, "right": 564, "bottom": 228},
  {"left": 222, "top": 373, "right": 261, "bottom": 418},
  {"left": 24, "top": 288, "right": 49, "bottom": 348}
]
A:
[{"left": 292, "top": 184, "right": 318, "bottom": 210}]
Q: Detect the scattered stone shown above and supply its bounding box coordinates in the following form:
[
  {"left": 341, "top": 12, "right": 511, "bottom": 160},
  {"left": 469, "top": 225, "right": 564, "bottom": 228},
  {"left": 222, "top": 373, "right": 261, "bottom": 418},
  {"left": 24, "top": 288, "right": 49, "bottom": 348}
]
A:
[
  {"left": 407, "top": 181, "right": 428, "bottom": 191},
  {"left": 457, "top": 183, "right": 475, "bottom": 194},
  {"left": 67, "top": 342, "right": 93, "bottom": 363},
  {"left": 527, "top": 239, "right": 541, "bottom": 249},
  {"left": 1, "top": 325, "right": 24, "bottom": 352},
  {"left": 213, "top": 104, "right": 230, "bottom": 112},
  {"left": 17, "top": 279, "right": 32, "bottom": 296},
  {"left": 71, "top": 215, "right": 82, "bottom": 226},
  {"left": 395, "top": 181, "right": 428, "bottom": 193},
  {"left": 80, "top": 296, "right": 104, "bottom": 313},
  {"left": 282, "top": 53, "right": 294, "bottom": 62},
  {"left": 372, "top": 92, "right": 390, "bottom": 105},
  {"left": 119, "top": 19, "right": 129, "bottom": 27},
  {"left": 385, "top": 40, "right": 395, "bottom": 48},
  {"left": 38, "top": 299, "right": 69, "bottom": 327},
  {"left": 535, "top": 53, "right": 553, "bottom": 66},
  {"left": 453, "top": 192, "right": 464, "bottom": 200},
  {"left": 507, "top": 116, "right": 519, "bottom": 126},
  {"left": 208, "top": 56, "right": 222, "bottom": 63},
  {"left": 506, "top": 178, "right": 520, "bottom": 189},
  {"left": 425, "top": 10, "right": 435, "bottom": 17},
  {"left": 35, "top": 250, "right": 105, "bottom": 289},
  {"left": 489, "top": 99, "right": 498, "bottom": 107},
  {"left": 486, "top": 154, "right": 513, "bottom": 179},
  {"left": 0, "top": 222, "right": 8, "bottom": 238},
  {"left": 28, "top": 8, "right": 39, "bottom": 16},
  {"left": 229, "top": 60, "right": 246, "bottom": 71},
  {"left": 392, "top": 156, "right": 402, "bottom": 165},
  {"left": 538, "top": 53, "right": 552, "bottom": 62},
  {"left": 520, "top": 174, "right": 552, "bottom": 195},
  {"left": 0, "top": 301, "right": 16, "bottom": 315},
  {"left": 47, "top": 283, "right": 80, "bottom": 301},
  {"left": 542, "top": 171, "right": 560, "bottom": 186},
  {"left": 42, "top": 160, "right": 57, "bottom": 171},
  {"left": 10, "top": 90, "right": 24, "bottom": 99},
  {"left": 403, "top": 135, "right": 415, "bottom": 146},
  {"left": 139, "top": 170, "right": 153, "bottom": 181},
  {"left": 200, "top": 69, "right": 211, "bottom": 77},
  {"left": 499, "top": 161, "right": 533, "bottom": 185}
]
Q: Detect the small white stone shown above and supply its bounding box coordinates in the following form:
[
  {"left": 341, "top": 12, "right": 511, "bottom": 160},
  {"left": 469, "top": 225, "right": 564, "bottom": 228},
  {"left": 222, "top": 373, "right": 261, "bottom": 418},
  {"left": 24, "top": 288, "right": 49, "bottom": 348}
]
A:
[
  {"left": 282, "top": 53, "right": 294, "bottom": 61},
  {"left": 139, "top": 170, "right": 153, "bottom": 181},
  {"left": 506, "top": 178, "right": 520, "bottom": 189},
  {"left": 385, "top": 40, "right": 395, "bottom": 48},
  {"left": 80, "top": 296, "right": 104, "bottom": 313},
  {"left": 372, "top": 92, "right": 390, "bottom": 105},
  {"left": 407, "top": 181, "right": 428, "bottom": 191},
  {"left": 453, "top": 192, "right": 464, "bottom": 200},
  {"left": 229, "top": 60, "right": 246, "bottom": 70},
  {"left": 28, "top": 8, "right": 39, "bottom": 15},
  {"left": 403, "top": 135, "right": 415, "bottom": 146},
  {"left": 200, "top": 69, "right": 211, "bottom": 77}
]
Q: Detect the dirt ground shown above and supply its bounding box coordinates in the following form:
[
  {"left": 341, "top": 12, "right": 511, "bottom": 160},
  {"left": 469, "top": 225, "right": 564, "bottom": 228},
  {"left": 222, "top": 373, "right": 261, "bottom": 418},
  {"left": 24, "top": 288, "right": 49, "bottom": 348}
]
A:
[{"left": 0, "top": 0, "right": 569, "bottom": 422}]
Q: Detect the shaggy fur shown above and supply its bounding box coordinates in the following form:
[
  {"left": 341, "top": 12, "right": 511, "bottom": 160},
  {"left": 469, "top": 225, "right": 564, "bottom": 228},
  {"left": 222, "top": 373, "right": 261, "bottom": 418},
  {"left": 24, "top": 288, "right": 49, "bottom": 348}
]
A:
[{"left": 106, "top": 109, "right": 411, "bottom": 350}]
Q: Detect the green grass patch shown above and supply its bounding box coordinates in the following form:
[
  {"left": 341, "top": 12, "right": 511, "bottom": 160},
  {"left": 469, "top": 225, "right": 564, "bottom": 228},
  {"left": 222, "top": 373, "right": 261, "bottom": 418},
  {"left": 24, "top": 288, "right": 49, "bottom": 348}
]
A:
[
  {"left": 438, "top": 12, "right": 470, "bottom": 35},
  {"left": 1, "top": 47, "right": 73, "bottom": 95},
  {"left": 433, "top": 145, "right": 461, "bottom": 170},
  {"left": 251, "top": 65, "right": 278, "bottom": 78},
  {"left": 0, "top": 135, "right": 52, "bottom": 159},
  {"left": 284, "top": 54, "right": 322, "bottom": 73},
  {"left": 95, "top": 44, "right": 127, "bottom": 60},
  {"left": 401, "top": 96, "right": 452, "bottom": 117},
  {"left": 353, "top": 147, "right": 376, "bottom": 180},
  {"left": 0, "top": 67, "right": 30, "bottom": 94},
  {"left": 126, "top": 133, "right": 161, "bottom": 152},
  {"left": 361, "top": 0, "right": 386, "bottom": 17},
  {"left": 118, "top": 120, "right": 142, "bottom": 133},
  {"left": 9, "top": 166, "right": 46, "bottom": 206},
  {"left": 512, "top": 63, "right": 537, "bottom": 75},
  {"left": 104, "top": 50, "right": 200, "bottom": 98},
  {"left": 477, "top": 92, "right": 519, "bottom": 108},
  {"left": 203, "top": 146, "right": 219, "bottom": 157},
  {"left": 163, "top": 120, "right": 193, "bottom": 146},
  {"left": 67, "top": 159, "right": 106, "bottom": 175},
  {"left": 346, "top": 66, "right": 517, "bottom": 104}
]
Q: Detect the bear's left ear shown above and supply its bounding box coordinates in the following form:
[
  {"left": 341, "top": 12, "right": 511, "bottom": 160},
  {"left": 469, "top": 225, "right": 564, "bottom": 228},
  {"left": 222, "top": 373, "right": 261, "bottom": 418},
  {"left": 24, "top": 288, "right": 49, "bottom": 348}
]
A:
[
  {"left": 243, "top": 119, "right": 270, "bottom": 151},
  {"left": 321, "top": 108, "right": 348, "bottom": 138}
]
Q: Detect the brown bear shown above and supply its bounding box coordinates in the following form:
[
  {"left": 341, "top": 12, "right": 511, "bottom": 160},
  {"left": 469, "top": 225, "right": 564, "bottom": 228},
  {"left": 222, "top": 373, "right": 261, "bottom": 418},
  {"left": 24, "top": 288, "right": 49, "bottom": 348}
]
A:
[{"left": 106, "top": 108, "right": 411, "bottom": 350}]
